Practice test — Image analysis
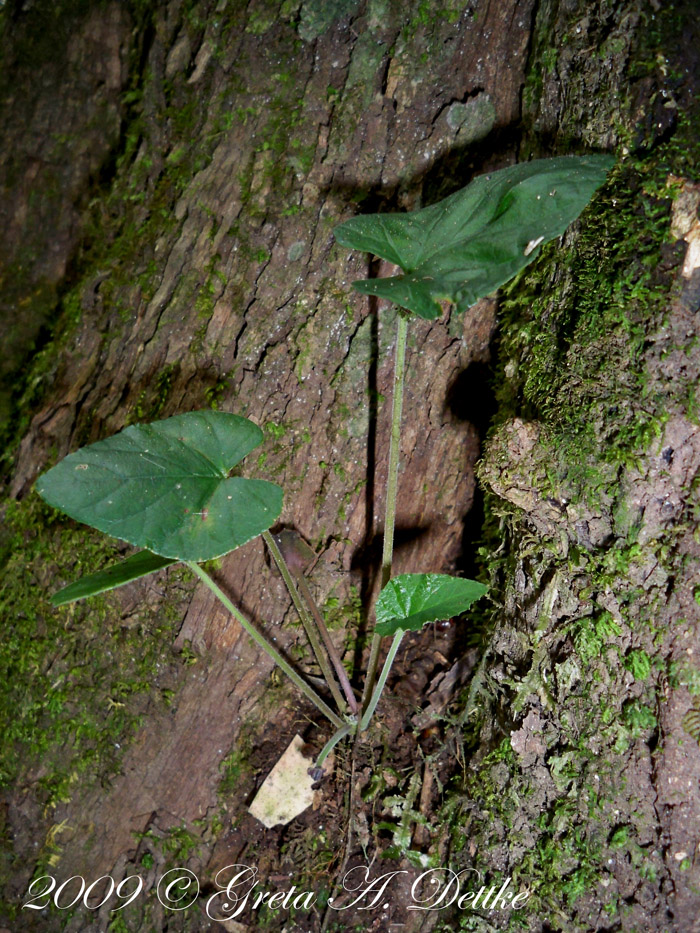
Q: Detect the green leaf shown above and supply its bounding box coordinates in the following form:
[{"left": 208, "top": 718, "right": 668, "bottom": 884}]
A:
[
  {"left": 334, "top": 154, "right": 615, "bottom": 319},
  {"left": 52, "top": 550, "right": 176, "bottom": 606},
  {"left": 375, "top": 573, "right": 487, "bottom": 636},
  {"left": 36, "top": 411, "right": 283, "bottom": 562}
]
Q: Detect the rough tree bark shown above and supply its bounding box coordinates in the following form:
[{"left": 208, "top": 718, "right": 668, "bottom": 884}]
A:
[{"left": 0, "top": 1, "right": 698, "bottom": 932}]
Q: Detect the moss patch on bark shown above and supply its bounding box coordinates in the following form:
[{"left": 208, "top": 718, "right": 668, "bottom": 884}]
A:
[{"left": 440, "top": 4, "right": 700, "bottom": 931}]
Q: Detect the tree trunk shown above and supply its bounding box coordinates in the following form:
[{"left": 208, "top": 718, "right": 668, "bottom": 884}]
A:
[{"left": 1, "top": 1, "right": 698, "bottom": 931}]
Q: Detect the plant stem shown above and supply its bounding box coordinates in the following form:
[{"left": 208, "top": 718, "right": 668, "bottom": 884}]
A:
[
  {"left": 262, "top": 531, "right": 349, "bottom": 714},
  {"left": 315, "top": 722, "right": 355, "bottom": 770},
  {"left": 360, "top": 630, "right": 404, "bottom": 731},
  {"left": 359, "top": 310, "right": 409, "bottom": 721},
  {"left": 295, "top": 574, "right": 359, "bottom": 716},
  {"left": 186, "top": 560, "right": 345, "bottom": 729}
]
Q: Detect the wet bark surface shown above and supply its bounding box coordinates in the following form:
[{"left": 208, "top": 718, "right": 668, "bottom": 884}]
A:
[{"left": 1, "top": 0, "right": 699, "bottom": 931}]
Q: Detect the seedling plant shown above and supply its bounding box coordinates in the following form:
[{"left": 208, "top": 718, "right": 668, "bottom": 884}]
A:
[{"left": 36, "top": 154, "right": 614, "bottom": 773}]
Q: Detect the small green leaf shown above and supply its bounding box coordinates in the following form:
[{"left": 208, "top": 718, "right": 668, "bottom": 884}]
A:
[
  {"left": 52, "top": 550, "right": 176, "bottom": 606},
  {"left": 375, "top": 573, "right": 487, "bottom": 636},
  {"left": 36, "top": 411, "right": 283, "bottom": 562},
  {"left": 334, "top": 154, "right": 615, "bottom": 319}
]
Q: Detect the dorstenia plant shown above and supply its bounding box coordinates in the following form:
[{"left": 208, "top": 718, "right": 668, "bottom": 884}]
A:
[{"left": 334, "top": 154, "right": 615, "bottom": 319}]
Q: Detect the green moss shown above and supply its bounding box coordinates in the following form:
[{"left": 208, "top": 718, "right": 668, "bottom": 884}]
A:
[
  {"left": 623, "top": 649, "right": 652, "bottom": 681},
  {"left": 495, "top": 6, "right": 700, "bottom": 512},
  {"left": 298, "top": 0, "right": 360, "bottom": 42},
  {"left": 399, "top": 0, "right": 465, "bottom": 44},
  {"left": 246, "top": 3, "right": 278, "bottom": 36},
  {"left": 218, "top": 736, "right": 254, "bottom": 798},
  {"left": 323, "top": 584, "right": 363, "bottom": 636},
  {"left": 572, "top": 611, "right": 622, "bottom": 664},
  {"left": 138, "top": 822, "right": 202, "bottom": 864},
  {"left": 0, "top": 496, "right": 183, "bottom": 806},
  {"left": 265, "top": 421, "right": 286, "bottom": 440},
  {"left": 443, "top": 3, "right": 700, "bottom": 924},
  {"left": 458, "top": 688, "right": 661, "bottom": 925},
  {"left": 127, "top": 363, "right": 179, "bottom": 424},
  {"left": 194, "top": 256, "right": 226, "bottom": 319},
  {"left": 669, "top": 661, "right": 700, "bottom": 696},
  {"left": 0, "top": 492, "right": 193, "bottom": 923},
  {"left": 496, "top": 161, "right": 675, "bottom": 500},
  {"left": 204, "top": 373, "right": 233, "bottom": 410}
]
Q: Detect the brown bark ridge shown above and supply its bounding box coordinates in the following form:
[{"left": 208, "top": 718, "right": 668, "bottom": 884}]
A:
[{"left": 1, "top": 1, "right": 531, "bottom": 930}]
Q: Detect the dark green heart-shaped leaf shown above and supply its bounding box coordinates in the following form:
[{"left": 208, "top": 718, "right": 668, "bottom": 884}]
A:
[
  {"left": 36, "top": 411, "right": 283, "bottom": 561},
  {"left": 335, "top": 154, "right": 615, "bottom": 319},
  {"left": 375, "top": 573, "right": 487, "bottom": 636},
  {"left": 52, "top": 550, "right": 176, "bottom": 606}
]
